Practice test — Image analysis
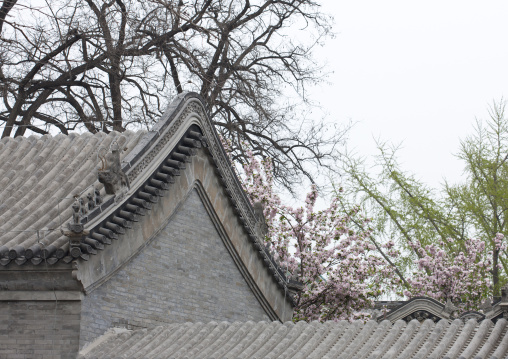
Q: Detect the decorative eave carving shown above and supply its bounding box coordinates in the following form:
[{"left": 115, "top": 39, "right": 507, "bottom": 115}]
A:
[
  {"left": 485, "top": 286, "right": 508, "bottom": 323},
  {"left": 378, "top": 296, "right": 508, "bottom": 324},
  {"left": 379, "top": 297, "right": 453, "bottom": 323},
  {"left": 69, "top": 126, "right": 206, "bottom": 261},
  {"left": 253, "top": 201, "right": 269, "bottom": 239},
  {"left": 459, "top": 311, "right": 486, "bottom": 323},
  {"left": 62, "top": 197, "right": 90, "bottom": 260}
]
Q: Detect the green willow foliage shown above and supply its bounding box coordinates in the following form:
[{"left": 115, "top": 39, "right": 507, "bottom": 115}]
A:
[{"left": 342, "top": 102, "right": 508, "bottom": 296}]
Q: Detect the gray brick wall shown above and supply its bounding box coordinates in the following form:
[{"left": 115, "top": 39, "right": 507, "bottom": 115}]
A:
[
  {"left": 0, "top": 300, "right": 81, "bottom": 359},
  {"left": 80, "top": 189, "right": 270, "bottom": 348}
]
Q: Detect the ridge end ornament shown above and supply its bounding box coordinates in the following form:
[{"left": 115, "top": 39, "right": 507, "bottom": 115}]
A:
[{"left": 98, "top": 141, "right": 130, "bottom": 195}]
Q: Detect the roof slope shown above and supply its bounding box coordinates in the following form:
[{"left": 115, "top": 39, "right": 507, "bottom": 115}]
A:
[
  {"left": 0, "top": 130, "right": 145, "bottom": 265},
  {"left": 79, "top": 319, "right": 508, "bottom": 359}
]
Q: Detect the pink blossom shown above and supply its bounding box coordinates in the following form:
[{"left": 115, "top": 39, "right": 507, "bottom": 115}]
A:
[
  {"left": 404, "top": 237, "right": 495, "bottom": 310},
  {"left": 234, "top": 147, "right": 399, "bottom": 322}
]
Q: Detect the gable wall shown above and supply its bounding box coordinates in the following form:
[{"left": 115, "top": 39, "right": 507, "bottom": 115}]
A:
[{"left": 79, "top": 189, "right": 270, "bottom": 348}]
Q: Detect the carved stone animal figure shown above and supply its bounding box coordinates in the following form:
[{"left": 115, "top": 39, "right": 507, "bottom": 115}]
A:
[
  {"left": 87, "top": 193, "right": 95, "bottom": 210},
  {"left": 98, "top": 143, "right": 130, "bottom": 195},
  {"left": 94, "top": 187, "right": 102, "bottom": 205},
  {"left": 67, "top": 198, "right": 85, "bottom": 234}
]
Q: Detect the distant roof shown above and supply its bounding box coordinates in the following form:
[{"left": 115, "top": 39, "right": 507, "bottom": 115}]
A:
[
  {"left": 79, "top": 319, "right": 508, "bottom": 359},
  {"left": 0, "top": 130, "right": 145, "bottom": 265},
  {"left": 372, "top": 296, "right": 507, "bottom": 325}
]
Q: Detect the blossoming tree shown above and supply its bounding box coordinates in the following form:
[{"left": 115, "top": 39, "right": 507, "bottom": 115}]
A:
[
  {"left": 239, "top": 151, "right": 398, "bottom": 321},
  {"left": 403, "top": 234, "right": 506, "bottom": 310},
  {"left": 233, "top": 141, "right": 504, "bottom": 319}
]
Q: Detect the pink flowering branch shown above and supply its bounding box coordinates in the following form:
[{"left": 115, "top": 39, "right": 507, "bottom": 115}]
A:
[
  {"left": 227, "top": 140, "right": 501, "bottom": 317},
  {"left": 403, "top": 234, "right": 506, "bottom": 310},
  {"left": 236, "top": 147, "right": 399, "bottom": 321}
]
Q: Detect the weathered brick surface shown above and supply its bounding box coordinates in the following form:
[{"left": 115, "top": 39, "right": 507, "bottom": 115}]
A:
[
  {"left": 80, "top": 189, "right": 269, "bottom": 347},
  {"left": 0, "top": 300, "right": 81, "bottom": 359}
]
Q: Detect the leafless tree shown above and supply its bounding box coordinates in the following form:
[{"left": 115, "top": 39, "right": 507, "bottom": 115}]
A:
[{"left": 0, "top": 0, "right": 345, "bottom": 189}]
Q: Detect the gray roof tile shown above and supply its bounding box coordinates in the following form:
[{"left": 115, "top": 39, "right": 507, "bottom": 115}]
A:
[
  {"left": 0, "top": 130, "right": 145, "bottom": 264},
  {"left": 79, "top": 319, "right": 508, "bottom": 359}
]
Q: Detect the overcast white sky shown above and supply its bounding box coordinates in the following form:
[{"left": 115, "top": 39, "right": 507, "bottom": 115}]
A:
[{"left": 311, "top": 0, "right": 508, "bottom": 188}]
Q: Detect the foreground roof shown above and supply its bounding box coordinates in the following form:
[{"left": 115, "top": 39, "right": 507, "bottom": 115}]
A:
[{"left": 79, "top": 319, "right": 508, "bottom": 359}]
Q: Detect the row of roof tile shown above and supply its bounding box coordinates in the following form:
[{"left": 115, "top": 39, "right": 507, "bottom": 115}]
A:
[
  {"left": 0, "top": 131, "right": 145, "bottom": 264},
  {"left": 79, "top": 318, "right": 508, "bottom": 359}
]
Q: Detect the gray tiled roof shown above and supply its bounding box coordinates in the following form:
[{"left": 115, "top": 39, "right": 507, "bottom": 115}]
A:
[
  {"left": 79, "top": 319, "right": 508, "bottom": 359},
  {"left": 0, "top": 130, "right": 145, "bottom": 265}
]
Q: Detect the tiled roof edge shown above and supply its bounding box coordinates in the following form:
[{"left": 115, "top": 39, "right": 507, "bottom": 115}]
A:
[{"left": 121, "top": 92, "right": 200, "bottom": 172}]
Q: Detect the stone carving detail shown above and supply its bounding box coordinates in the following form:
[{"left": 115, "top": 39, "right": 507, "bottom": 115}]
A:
[
  {"left": 94, "top": 187, "right": 102, "bottom": 205},
  {"left": 87, "top": 192, "right": 95, "bottom": 210},
  {"left": 479, "top": 299, "right": 493, "bottom": 313},
  {"left": 64, "top": 198, "right": 89, "bottom": 258},
  {"left": 79, "top": 198, "right": 87, "bottom": 216},
  {"left": 68, "top": 198, "right": 84, "bottom": 234},
  {"left": 98, "top": 142, "right": 130, "bottom": 195},
  {"left": 499, "top": 286, "right": 508, "bottom": 317},
  {"left": 85, "top": 186, "right": 102, "bottom": 211},
  {"left": 290, "top": 266, "right": 301, "bottom": 281},
  {"left": 403, "top": 310, "right": 440, "bottom": 323}
]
